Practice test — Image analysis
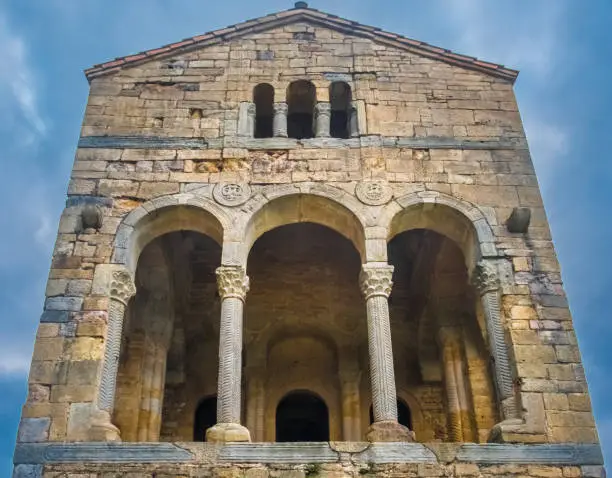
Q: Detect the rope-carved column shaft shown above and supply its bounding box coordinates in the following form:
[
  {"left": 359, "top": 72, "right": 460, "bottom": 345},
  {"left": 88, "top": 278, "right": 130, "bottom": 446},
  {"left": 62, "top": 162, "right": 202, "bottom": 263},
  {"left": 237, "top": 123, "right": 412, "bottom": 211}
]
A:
[
  {"left": 315, "top": 102, "right": 331, "bottom": 138},
  {"left": 273, "top": 103, "right": 288, "bottom": 138},
  {"left": 439, "top": 328, "right": 463, "bottom": 441},
  {"left": 360, "top": 264, "right": 398, "bottom": 423},
  {"left": 473, "top": 261, "right": 517, "bottom": 420},
  {"left": 97, "top": 270, "right": 136, "bottom": 414},
  {"left": 216, "top": 266, "right": 249, "bottom": 424}
]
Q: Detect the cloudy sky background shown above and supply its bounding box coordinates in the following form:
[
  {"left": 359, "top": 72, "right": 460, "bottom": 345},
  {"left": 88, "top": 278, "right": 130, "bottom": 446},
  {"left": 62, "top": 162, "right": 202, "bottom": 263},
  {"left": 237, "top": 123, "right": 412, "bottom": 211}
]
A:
[{"left": 1, "top": 0, "right": 611, "bottom": 472}]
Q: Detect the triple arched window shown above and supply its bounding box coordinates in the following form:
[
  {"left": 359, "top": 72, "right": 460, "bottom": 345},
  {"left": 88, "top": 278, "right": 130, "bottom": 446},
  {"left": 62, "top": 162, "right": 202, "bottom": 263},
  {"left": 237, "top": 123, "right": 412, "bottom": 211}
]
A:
[{"left": 252, "top": 81, "right": 356, "bottom": 139}]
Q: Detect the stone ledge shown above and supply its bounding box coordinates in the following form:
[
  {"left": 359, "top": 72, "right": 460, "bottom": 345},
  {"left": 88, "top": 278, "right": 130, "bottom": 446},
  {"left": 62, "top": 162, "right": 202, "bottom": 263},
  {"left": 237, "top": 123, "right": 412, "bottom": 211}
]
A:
[
  {"left": 78, "top": 135, "right": 524, "bottom": 151},
  {"left": 13, "top": 442, "right": 603, "bottom": 466}
]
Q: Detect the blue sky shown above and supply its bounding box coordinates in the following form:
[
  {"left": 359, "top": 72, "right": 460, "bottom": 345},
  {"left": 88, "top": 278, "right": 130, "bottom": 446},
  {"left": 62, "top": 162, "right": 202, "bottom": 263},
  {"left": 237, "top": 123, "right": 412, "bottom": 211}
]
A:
[{"left": 1, "top": 0, "right": 611, "bottom": 473}]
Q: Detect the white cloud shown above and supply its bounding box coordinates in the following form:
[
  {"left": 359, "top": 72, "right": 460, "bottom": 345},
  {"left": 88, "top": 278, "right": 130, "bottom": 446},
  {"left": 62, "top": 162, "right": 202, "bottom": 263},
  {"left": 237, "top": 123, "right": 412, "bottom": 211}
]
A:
[
  {"left": 445, "top": 0, "right": 566, "bottom": 79},
  {"left": 0, "top": 352, "right": 31, "bottom": 377},
  {"left": 0, "top": 13, "right": 46, "bottom": 138}
]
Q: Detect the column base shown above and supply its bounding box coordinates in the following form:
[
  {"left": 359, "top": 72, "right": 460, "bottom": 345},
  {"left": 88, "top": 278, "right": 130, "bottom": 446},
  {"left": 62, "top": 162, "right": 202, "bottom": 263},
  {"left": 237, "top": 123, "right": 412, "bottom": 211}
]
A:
[
  {"left": 487, "top": 419, "right": 546, "bottom": 444},
  {"left": 206, "top": 423, "right": 251, "bottom": 443},
  {"left": 366, "top": 421, "right": 415, "bottom": 443},
  {"left": 88, "top": 410, "right": 121, "bottom": 442}
]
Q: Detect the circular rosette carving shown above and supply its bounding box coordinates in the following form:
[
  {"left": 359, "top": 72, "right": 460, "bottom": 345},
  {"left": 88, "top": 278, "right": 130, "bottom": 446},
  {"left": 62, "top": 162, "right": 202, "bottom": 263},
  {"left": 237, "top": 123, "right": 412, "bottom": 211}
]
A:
[
  {"left": 355, "top": 181, "right": 393, "bottom": 206},
  {"left": 213, "top": 183, "right": 252, "bottom": 207}
]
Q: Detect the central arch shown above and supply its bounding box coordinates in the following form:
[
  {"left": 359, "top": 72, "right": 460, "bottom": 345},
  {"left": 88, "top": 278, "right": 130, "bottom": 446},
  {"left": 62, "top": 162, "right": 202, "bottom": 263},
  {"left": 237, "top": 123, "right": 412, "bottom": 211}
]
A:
[
  {"left": 242, "top": 190, "right": 368, "bottom": 264},
  {"left": 276, "top": 391, "right": 330, "bottom": 442}
]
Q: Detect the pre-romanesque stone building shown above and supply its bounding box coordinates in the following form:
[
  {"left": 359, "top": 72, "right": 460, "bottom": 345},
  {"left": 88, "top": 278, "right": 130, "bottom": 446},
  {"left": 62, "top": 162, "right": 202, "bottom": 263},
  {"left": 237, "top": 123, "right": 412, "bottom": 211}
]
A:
[{"left": 13, "top": 3, "right": 604, "bottom": 477}]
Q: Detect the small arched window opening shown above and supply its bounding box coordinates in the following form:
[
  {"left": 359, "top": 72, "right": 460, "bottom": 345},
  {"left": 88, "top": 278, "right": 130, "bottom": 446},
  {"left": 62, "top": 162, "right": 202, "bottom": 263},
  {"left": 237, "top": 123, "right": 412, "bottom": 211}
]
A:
[
  {"left": 287, "top": 80, "right": 316, "bottom": 139},
  {"left": 193, "top": 396, "right": 217, "bottom": 441},
  {"left": 329, "top": 82, "right": 352, "bottom": 138},
  {"left": 276, "top": 390, "right": 329, "bottom": 442},
  {"left": 254, "top": 83, "right": 274, "bottom": 138},
  {"left": 369, "top": 399, "right": 412, "bottom": 430}
]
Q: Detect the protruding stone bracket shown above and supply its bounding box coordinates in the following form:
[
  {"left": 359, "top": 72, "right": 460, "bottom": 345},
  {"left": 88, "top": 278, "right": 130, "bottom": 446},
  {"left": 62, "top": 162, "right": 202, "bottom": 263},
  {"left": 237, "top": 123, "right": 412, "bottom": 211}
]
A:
[{"left": 507, "top": 207, "right": 531, "bottom": 233}]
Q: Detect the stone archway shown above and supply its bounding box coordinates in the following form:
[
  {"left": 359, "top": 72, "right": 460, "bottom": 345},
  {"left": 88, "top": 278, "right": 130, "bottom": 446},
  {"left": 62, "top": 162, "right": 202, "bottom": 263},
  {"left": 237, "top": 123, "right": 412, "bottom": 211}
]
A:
[
  {"left": 381, "top": 192, "right": 518, "bottom": 439},
  {"left": 276, "top": 391, "right": 330, "bottom": 442}
]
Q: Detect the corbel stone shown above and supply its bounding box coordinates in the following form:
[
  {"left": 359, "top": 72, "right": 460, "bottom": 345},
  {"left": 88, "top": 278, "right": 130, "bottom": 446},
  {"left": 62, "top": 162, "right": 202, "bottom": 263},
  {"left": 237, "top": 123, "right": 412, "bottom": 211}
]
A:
[{"left": 507, "top": 207, "right": 531, "bottom": 233}]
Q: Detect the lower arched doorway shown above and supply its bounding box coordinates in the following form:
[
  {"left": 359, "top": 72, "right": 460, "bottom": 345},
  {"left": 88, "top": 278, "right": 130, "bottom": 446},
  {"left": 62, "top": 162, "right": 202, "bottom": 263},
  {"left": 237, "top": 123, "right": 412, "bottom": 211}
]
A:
[
  {"left": 193, "top": 396, "right": 217, "bottom": 441},
  {"left": 276, "top": 391, "right": 330, "bottom": 442}
]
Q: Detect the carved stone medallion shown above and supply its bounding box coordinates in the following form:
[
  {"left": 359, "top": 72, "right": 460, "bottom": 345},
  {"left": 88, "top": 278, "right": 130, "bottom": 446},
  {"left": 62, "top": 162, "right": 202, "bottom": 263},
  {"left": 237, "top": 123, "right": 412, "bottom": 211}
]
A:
[
  {"left": 355, "top": 181, "right": 393, "bottom": 206},
  {"left": 213, "top": 183, "right": 252, "bottom": 207}
]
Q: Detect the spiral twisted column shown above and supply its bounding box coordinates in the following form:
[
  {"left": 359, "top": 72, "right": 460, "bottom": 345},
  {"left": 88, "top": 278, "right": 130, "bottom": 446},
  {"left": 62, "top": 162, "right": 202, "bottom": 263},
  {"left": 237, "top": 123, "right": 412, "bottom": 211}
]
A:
[
  {"left": 206, "top": 266, "right": 252, "bottom": 443},
  {"left": 360, "top": 264, "right": 413, "bottom": 442},
  {"left": 439, "top": 326, "right": 464, "bottom": 442},
  {"left": 90, "top": 268, "right": 136, "bottom": 441},
  {"left": 472, "top": 260, "right": 518, "bottom": 421}
]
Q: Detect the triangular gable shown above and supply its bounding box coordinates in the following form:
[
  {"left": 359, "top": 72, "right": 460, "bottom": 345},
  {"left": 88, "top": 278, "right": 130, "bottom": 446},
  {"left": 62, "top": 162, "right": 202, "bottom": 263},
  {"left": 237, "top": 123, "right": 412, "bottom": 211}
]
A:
[{"left": 85, "top": 4, "right": 519, "bottom": 83}]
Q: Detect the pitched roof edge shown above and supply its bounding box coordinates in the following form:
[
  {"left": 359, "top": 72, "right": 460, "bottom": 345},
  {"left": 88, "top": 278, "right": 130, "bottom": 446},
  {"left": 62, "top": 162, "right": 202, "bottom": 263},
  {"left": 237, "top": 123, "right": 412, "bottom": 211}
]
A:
[{"left": 84, "top": 6, "right": 519, "bottom": 83}]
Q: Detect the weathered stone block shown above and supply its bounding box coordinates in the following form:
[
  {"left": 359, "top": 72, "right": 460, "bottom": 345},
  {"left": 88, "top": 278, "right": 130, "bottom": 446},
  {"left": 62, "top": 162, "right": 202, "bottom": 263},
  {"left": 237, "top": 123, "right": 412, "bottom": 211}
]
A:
[{"left": 17, "top": 418, "right": 50, "bottom": 443}]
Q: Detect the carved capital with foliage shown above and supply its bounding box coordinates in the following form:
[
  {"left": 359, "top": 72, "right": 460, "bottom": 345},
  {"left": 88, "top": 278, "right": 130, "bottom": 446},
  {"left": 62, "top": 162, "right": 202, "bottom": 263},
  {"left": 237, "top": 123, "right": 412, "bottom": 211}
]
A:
[
  {"left": 216, "top": 266, "right": 250, "bottom": 301},
  {"left": 360, "top": 264, "right": 394, "bottom": 300},
  {"left": 472, "top": 260, "right": 500, "bottom": 295},
  {"left": 109, "top": 270, "right": 136, "bottom": 305}
]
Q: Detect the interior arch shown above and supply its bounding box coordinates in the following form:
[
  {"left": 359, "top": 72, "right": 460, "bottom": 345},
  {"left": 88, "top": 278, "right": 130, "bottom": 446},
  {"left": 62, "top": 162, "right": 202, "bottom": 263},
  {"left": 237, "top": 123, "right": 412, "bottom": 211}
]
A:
[
  {"left": 276, "top": 391, "right": 330, "bottom": 442},
  {"left": 243, "top": 194, "right": 366, "bottom": 263}
]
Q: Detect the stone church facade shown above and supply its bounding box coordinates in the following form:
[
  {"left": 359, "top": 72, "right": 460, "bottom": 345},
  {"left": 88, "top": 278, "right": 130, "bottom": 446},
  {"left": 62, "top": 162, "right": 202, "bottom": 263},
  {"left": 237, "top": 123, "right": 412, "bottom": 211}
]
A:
[{"left": 13, "top": 3, "right": 604, "bottom": 477}]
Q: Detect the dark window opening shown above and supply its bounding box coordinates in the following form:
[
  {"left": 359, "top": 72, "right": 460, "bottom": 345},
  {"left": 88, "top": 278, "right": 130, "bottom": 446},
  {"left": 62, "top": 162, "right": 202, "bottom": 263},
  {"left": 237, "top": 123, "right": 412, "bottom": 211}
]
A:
[
  {"left": 193, "top": 396, "right": 217, "bottom": 441},
  {"left": 254, "top": 83, "right": 274, "bottom": 138},
  {"left": 276, "top": 391, "right": 329, "bottom": 442},
  {"left": 329, "top": 82, "right": 352, "bottom": 138},
  {"left": 287, "top": 80, "right": 316, "bottom": 139},
  {"left": 369, "top": 399, "right": 412, "bottom": 430}
]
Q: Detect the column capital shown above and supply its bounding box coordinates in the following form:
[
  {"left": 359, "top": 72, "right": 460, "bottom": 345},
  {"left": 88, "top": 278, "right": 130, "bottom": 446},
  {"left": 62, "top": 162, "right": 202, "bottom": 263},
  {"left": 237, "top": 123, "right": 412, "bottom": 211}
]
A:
[
  {"left": 273, "top": 102, "right": 288, "bottom": 114},
  {"left": 360, "top": 264, "right": 394, "bottom": 300},
  {"left": 109, "top": 269, "right": 136, "bottom": 306},
  {"left": 315, "top": 102, "right": 331, "bottom": 115},
  {"left": 471, "top": 260, "right": 499, "bottom": 295},
  {"left": 216, "top": 266, "right": 250, "bottom": 301},
  {"left": 246, "top": 102, "right": 256, "bottom": 117}
]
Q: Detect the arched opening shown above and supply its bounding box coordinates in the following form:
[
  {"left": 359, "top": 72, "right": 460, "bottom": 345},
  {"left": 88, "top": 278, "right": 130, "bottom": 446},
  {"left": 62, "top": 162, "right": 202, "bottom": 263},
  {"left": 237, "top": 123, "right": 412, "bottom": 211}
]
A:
[
  {"left": 369, "top": 399, "right": 412, "bottom": 430},
  {"left": 254, "top": 83, "right": 274, "bottom": 138},
  {"left": 276, "top": 391, "right": 330, "bottom": 442},
  {"left": 243, "top": 193, "right": 367, "bottom": 264},
  {"left": 245, "top": 220, "right": 366, "bottom": 441},
  {"left": 329, "top": 82, "right": 352, "bottom": 138},
  {"left": 287, "top": 80, "right": 316, "bottom": 139},
  {"left": 193, "top": 396, "right": 217, "bottom": 441},
  {"left": 113, "top": 228, "right": 223, "bottom": 442},
  {"left": 387, "top": 228, "right": 498, "bottom": 442}
]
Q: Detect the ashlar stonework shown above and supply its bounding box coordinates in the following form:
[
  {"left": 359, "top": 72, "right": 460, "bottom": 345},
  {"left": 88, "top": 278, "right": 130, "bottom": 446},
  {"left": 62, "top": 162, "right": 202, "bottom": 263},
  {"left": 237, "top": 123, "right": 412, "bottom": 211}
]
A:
[{"left": 13, "top": 2, "right": 603, "bottom": 477}]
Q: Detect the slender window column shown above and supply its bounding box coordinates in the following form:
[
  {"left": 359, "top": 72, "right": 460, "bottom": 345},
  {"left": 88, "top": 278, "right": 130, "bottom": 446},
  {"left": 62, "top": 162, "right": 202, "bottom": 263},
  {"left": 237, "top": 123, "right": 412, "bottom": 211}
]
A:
[
  {"left": 246, "top": 103, "right": 257, "bottom": 138},
  {"left": 360, "top": 264, "right": 413, "bottom": 442},
  {"left": 206, "top": 266, "right": 251, "bottom": 443},
  {"left": 349, "top": 104, "right": 359, "bottom": 138},
  {"left": 315, "top": 102, "right": 331, "bottom": 137},
  {"left": 89, "top": 268, "right": 136, "bottom": 441},
  {"left": 273, "top": 102, "right": 288, "bottom": 138},
  {"left": 472, "top": 260, "right": 518, "bottom": 421}
]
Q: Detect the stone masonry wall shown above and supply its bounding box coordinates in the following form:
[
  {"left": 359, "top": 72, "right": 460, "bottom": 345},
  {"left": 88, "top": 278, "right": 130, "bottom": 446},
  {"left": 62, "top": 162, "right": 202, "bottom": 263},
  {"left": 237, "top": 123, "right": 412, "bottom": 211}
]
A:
[{"left": 18, "top": 17, "right": 599, "bottom": 451}]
